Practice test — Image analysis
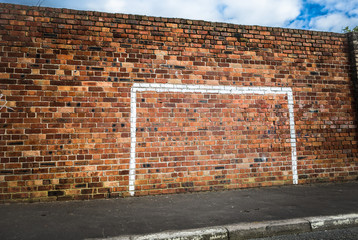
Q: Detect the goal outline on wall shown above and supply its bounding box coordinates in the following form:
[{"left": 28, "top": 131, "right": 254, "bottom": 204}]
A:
[{"left": 129, "top": 83, "right": 298, "bottom": 196}]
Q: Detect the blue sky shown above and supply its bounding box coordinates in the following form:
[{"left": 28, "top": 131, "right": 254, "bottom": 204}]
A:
[{"left": 1, "top": 0, "right": 358, "bottom": 32}]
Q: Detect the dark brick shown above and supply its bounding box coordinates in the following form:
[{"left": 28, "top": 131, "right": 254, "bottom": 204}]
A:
[
  {"left": 48, "top": 191, "right": 65, "bottom": 197},
  {"left": 88, "top": 47, "right": 102, "bottom": 51}
]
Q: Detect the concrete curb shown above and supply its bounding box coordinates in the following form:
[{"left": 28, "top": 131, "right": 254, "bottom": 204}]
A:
[
  {"left": 307, "top": 213, "right": 358, "bottom": 231},
  {"left": 104, "top": 227, "right": 228, "bottom": 240},
  {"left": 225, "top": 218, "right": 311, "bottom": 239},
  {"left": 89, "top": 213, "right": 358, "bottom": 240}
]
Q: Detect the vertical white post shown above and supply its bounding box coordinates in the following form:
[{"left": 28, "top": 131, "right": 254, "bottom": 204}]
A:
[
  {"left": 287, "top": 91, "right": 298, "bottom": 184},
  {"left": 129, "top": 88, "right": 137, "bottom": 196}
]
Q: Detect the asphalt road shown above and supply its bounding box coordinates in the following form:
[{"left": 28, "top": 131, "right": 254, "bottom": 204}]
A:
[{"left": 251, "top": 226, "right": 358, "bottom": 240}]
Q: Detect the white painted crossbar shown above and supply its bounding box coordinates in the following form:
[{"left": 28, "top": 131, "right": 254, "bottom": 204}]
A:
[{"left": 129, "top": 83, "right": 298, "bottom": 196}]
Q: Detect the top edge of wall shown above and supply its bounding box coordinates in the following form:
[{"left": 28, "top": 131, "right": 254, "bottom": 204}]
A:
[{"left": 0, "top": 2, "right": 347, "bottom": 37}]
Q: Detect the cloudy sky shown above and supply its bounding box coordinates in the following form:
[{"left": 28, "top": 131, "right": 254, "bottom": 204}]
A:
[{"left": 1, "top": 0, "right": 358, "bottom": 32}]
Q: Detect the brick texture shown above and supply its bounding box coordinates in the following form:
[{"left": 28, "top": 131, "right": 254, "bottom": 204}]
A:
[{"left": 0, "top": 3, "right": 357, "bottom": 202}]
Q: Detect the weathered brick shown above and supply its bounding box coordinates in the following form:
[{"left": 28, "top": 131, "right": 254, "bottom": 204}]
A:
[{"left": 48, "top": 191, "right": 64, "bottom": 197}]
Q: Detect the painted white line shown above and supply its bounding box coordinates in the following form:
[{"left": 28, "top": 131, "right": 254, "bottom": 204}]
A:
[
  {"left": 129, "top": 88, "right": 137, "bottom": 194},
  {"left": 287, "top": 93, "right": 298, "bottom": 184},
  {"left": 129, "top": 83, "right": 298, "bottom": 196}
]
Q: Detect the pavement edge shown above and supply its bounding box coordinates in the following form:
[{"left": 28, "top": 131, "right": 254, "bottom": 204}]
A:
[
  {"left": 88, "top": 213, "right": 358, "bottom": 240},
  {"left": 96, "top": 227, "right": 228, "bottom": 240}
]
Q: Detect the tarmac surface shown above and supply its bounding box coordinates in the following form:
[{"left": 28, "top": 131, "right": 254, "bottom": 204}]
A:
[{"left": 0, "top": 181, "right": 357, "bottom": 240}]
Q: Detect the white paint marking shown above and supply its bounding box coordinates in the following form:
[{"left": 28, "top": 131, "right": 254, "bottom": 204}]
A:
[
  {"left": 129, "top": 83, "right": 298, "bottom": 196},
  {"left": 129, "top": 88, "right": 137, "bottom": 194},
  {"left": 287, "top": 93, "right": 298, "bottom": 184}
]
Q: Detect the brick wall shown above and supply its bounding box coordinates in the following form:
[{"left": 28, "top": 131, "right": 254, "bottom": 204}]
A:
[
  {"left": 0, "top": 3, "right": 357, "bottom": 202},
  {"left": 349, "top": 32, "right": 358, "bottom": 109}
]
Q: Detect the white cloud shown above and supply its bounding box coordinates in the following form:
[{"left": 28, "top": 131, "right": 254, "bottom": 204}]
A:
[
  {"left": 86, "top": 0, "right": 222, "bottom": 22},
  {"left": 220, "top": 0, "right": 302, "bottom": 27},
  {"left": 86, "top": 0, "right": 125, "bottom": 14},
  {"left": 309, "top": 13, "right": 358, "bottom": 32},
  {"left": 85, "top": 0, "right": 303, "bottom": 27}
]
